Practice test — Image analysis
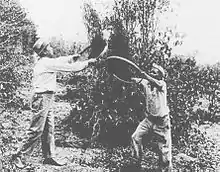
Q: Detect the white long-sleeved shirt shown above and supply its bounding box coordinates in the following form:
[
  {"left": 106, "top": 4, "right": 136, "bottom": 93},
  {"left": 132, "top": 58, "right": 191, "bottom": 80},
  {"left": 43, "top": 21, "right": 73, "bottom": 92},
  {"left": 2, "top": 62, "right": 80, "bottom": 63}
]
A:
[{"left": 33, "top": 55, "right": 89, "bottom": 93}]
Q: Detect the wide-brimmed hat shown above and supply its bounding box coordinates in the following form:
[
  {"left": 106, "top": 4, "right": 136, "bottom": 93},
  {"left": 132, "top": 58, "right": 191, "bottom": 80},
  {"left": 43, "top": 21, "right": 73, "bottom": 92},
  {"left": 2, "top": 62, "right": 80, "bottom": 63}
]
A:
[
  {"left": 33, "top": 39, "right": 49, "bottom": 56},
  {"left": 152, "top": 63, "right": 165, "bottom": 78}
]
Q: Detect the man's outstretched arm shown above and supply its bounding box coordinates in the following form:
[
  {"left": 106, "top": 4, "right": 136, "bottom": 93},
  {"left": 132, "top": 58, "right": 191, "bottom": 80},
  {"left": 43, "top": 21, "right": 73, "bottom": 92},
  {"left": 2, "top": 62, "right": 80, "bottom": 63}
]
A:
[{"left": 44, "top": 57, "right": 97, "bottom": 72}]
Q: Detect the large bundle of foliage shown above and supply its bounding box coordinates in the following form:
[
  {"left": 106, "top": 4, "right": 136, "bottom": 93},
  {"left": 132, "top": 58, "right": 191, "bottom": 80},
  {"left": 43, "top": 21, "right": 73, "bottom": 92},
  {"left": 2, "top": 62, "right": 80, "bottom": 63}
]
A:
[{"left": 0, "top": 0, "right": 37, "bottom": 109}]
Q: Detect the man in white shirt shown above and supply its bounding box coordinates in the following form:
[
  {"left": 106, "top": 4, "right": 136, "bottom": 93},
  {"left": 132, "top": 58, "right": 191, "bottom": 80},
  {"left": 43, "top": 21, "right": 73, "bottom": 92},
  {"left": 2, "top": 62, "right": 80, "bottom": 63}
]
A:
[
  {"left": 131, "top": 64, "right": 172, "bottom": 172},
  {"left": 12, "top": 39, "right": 97, "bottom": 168}
]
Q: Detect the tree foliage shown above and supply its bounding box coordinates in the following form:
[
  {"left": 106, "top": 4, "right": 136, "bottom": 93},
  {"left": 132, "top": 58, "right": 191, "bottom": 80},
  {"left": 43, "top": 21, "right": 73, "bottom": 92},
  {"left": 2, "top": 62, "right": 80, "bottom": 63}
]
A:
[
  {"left": 62, "top": 0, "right": 220, "bottom": 148},
  {"left": 197, "top": 63, "right": 220, "bottom": 119},
  {"left": 0, "top": 0, "right": 37, "bottom": 108},
  {"left": 62, "top": 0, "right": 174, "bottom": 146}
]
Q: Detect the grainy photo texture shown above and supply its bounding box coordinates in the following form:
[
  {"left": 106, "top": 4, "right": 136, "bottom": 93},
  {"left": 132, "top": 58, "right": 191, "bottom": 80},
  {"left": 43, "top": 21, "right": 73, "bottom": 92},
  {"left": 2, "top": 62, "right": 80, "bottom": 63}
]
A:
[{"left": 0, "top": 0, "right": 220, "bottom": 171}]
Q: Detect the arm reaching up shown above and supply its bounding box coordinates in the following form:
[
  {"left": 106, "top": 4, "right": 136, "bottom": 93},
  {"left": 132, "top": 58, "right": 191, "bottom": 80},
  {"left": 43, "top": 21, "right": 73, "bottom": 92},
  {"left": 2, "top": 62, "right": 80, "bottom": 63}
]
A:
[{"left": 43, "top": 57, "right": 97, "bottom": 72}]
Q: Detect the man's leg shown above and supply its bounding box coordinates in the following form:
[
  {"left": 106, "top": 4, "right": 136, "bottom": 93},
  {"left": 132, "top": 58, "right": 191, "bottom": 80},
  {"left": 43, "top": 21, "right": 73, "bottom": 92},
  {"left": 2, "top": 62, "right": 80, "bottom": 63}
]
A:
[
  {"left": 131, "top": 118, "right": 152, "bottom": 166},
  {"left": 13, "top": 94, "right": 52, "bottom": 168},
  {"left": 41, "top": 111, "right": 55, "bottom": 159},
  {"left": 41, "top": 95, "right": 55, "bottom": 159},
  {"left": 41, "top": 94, "right": 64, "bottom": 166},
  {"left": 154, "top": 116, "right": 172, "bottom": 172}
]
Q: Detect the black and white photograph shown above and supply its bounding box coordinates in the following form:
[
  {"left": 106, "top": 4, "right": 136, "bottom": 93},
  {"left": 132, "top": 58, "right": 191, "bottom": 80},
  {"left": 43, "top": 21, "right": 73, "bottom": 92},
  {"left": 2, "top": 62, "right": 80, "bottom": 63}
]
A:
[{"left": 0, "top": 0, "right": 220, "bottom": 171}]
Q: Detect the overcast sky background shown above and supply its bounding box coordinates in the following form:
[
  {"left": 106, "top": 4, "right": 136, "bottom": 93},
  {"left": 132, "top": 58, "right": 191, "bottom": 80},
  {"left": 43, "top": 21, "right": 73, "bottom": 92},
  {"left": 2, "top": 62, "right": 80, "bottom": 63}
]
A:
[{"left": 19, "top": 0, "right": 220, "bottom": 65}]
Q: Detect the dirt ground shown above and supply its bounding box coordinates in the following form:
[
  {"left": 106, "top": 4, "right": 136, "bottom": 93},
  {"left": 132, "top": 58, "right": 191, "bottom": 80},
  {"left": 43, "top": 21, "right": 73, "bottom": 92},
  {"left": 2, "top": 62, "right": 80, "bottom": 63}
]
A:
[{"left": 1, "top": 96, "right": 220, "bottom": 171}]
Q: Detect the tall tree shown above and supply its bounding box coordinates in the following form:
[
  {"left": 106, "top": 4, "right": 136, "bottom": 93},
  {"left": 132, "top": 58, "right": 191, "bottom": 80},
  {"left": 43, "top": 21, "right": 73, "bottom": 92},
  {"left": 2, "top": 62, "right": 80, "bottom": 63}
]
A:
[
  {"left": 63, "top": 0, "right": 172, "bottom": 146},
  {"left": 0, "top": 0, "right": 37, "bottom": 108}
]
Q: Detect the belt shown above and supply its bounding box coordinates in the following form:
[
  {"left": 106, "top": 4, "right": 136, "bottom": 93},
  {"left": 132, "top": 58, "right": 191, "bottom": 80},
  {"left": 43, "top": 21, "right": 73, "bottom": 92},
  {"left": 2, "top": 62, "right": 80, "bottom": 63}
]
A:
[
  {"left": 148, "top": 115, "right": 167, "bottom": 123},
  {"left": 35, "top": 91, "right": 55, "bottom": 94}
]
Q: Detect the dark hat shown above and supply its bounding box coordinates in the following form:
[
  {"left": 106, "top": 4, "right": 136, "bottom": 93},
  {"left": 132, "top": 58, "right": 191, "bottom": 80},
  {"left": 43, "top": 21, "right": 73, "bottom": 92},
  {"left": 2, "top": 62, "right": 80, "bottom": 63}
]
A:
[{"left": 33, "top": 39, "right": 49, "bottom": 56}]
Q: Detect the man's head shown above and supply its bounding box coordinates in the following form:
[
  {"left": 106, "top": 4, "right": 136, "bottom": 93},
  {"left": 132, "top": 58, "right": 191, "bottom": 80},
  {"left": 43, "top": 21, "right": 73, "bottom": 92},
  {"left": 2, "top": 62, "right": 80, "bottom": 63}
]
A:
[
  {"left": 33, "top": 39, "right": 54, "bottom": 58},
  {"left": 150, "top": 63, "right": 165, "bottom": 80}
]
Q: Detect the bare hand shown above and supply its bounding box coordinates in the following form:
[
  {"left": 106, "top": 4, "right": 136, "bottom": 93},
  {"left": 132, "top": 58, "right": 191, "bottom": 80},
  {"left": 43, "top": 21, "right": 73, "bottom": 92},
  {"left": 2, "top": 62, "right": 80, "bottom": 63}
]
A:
[
  {"left": 102, "top": 29, "right": 111, "bottom": 41},
  {"left": 132, "top": 77, "right": 143, "bottom": 84},
  {"left": 88, "top": 58, "right": 97, "bottom": 65},
  {"left": 72, "top": 54, "right": 81, "bottom": 61},
  {"left": 131, "top": 77, "right": 139, "bottom": 82},
  {"left": 141, "top": 71, "right": 146, "bottom": 78},
  {"left": 73, "top": 54, "right": 81, "bottom": 57}
]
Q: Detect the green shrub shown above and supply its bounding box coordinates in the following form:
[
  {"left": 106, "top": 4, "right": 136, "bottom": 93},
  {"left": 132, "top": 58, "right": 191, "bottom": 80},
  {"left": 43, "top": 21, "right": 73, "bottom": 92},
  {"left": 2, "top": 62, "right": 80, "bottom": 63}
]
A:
[
  {"left": 0, "top": 0, "right": 37, "bottom": 109},
  {"left": 174, "top": 125, "right": 220, "bottom": 171}
]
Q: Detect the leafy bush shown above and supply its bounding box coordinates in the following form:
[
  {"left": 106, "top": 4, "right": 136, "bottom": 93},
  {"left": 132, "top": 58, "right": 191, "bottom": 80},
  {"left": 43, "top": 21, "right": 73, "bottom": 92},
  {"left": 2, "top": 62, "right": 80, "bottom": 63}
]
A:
[
  {"left": 174, "top": 125, "right": 220, "bottom": 171},
  {"left": 197, "top": 64, "right": 220, "bottom": 120},
  {"left": 0, "top": 0, "right": 37, "bottom": 109}
]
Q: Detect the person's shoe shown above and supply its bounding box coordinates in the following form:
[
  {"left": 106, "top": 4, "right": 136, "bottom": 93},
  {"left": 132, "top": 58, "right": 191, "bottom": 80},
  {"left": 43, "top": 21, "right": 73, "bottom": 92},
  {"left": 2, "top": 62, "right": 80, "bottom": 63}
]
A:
[
  {"left": 12, "top": 154, "right": 25, "bottom": 169},
  {"left": 43, "top": 158, "right": 65, "bottom": 166}
]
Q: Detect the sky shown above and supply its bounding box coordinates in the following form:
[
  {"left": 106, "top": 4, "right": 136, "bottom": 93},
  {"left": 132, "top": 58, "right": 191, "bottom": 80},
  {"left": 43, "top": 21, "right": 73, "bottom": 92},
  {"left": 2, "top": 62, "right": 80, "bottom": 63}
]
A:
[
  {"left": 169, "top": 0, "right": 220, "bottom": 65},
  {"left": 19, "top": 0, "right": 220, "bottom": 65}
]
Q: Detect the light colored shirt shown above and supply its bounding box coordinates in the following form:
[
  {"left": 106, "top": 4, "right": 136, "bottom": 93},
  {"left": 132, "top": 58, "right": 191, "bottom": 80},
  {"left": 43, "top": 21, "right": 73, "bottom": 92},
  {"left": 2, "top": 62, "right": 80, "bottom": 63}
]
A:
[
  {"left": 141, "top": 79, "right": 169, "bottom": 117},
  {"left": 33, "top": 55, "right": 89, "bottom": 93}
]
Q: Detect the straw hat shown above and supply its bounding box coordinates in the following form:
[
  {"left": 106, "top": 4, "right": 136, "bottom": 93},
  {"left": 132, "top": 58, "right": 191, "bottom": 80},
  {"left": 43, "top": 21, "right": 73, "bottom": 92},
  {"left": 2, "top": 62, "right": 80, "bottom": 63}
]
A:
[{"left": 33, "top": 39, "right": 49, "bottom": 56}]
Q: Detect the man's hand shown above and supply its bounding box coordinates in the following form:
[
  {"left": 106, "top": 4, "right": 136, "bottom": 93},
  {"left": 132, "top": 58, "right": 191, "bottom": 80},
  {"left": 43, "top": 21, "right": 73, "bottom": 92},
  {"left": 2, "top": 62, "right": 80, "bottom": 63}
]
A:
[
  {"left": 88, "top": 58, "right": 97, "bottom": 65},
  {"left": 72, "top": 54, "right": 81, "bottom": 61},
  {"left": 102, "top": 29, "right": 111, "bottom": 41},
  {"left": 140, "top": 71, "right": 146, "bottom": 78},
  {"left": 131, "top": 77, "right": 141, "bottom": 83}
]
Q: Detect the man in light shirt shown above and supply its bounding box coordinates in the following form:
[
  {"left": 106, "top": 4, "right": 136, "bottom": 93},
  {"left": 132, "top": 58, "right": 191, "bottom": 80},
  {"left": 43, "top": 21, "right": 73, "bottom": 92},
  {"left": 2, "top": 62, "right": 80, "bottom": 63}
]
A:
[
  {"left": 12, "top": 39, "right": 97, "bottom": 168},
  {"left": 131, "top": 64, "right": 172, "bottom": 172}
]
